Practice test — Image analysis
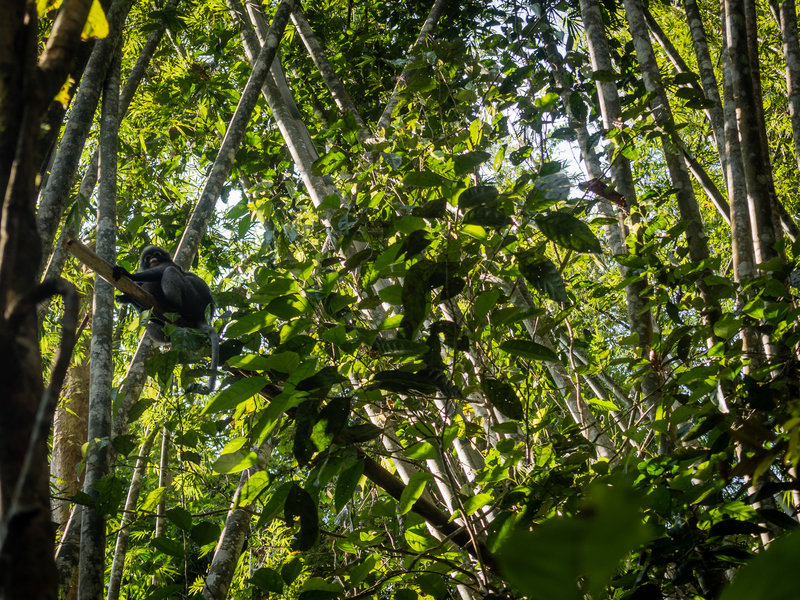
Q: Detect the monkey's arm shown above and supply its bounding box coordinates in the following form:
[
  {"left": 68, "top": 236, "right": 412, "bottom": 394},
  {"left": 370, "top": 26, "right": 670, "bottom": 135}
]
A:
[
  {"left": 63, "top": 230, "right": 162, "bottom": 312},
  {"left": 118, "top": 266, "right": 168, "bottom": 283}
]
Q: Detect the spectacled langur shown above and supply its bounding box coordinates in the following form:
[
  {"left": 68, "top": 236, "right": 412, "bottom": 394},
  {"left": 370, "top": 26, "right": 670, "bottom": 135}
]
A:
[{"left": 112, "top": 245, "right": 219, "bottom": 393}]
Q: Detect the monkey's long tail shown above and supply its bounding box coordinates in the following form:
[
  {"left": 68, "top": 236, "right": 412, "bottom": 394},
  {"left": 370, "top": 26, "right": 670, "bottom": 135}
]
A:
[{"left": 203, "top": 324, "right": 220, "bottom": 393}]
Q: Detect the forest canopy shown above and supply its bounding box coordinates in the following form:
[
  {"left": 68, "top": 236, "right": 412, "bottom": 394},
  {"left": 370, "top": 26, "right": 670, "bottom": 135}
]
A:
[{"left": 2, "top": 0, "right": 800, "bottom": 598}]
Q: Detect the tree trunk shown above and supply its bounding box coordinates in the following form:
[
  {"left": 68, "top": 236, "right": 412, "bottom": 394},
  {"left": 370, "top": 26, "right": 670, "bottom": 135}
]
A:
[
  {"left": 51, "top": 360, "right": 90, "bottom": 527},
  {"left": 577, "top": 0, "right": 662, "bottom": 420},
  {"left": 1, "top": 1, "right": 90, "bottom": 597},
  {"left": 77, "top": 41, "right": 120, "bottom": 600},
  {"left": 107, "top": 430, "right": 157, "bottom": 600},
  {"left": 779, "top": 0, "right": 800, "bottom": 172},
  {"left": 36, "top": 0, "right": 131, "bottom": 268}
]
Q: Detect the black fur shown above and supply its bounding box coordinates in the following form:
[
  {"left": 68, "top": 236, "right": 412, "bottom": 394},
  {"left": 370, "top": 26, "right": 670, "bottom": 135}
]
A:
[{"left": 113, "top": 245, "right": 219, "bottom": 392}]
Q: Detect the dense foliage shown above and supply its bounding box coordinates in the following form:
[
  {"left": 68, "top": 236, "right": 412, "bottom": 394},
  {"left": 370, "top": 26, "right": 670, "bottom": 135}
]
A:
[{"left": 3, "top": 0, "right": 800, "bottom": 598}]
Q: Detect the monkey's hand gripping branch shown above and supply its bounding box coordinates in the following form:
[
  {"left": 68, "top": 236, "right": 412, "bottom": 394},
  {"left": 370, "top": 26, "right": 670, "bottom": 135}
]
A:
[{"left": 62, "top": 229, "right": 164, "bottom": 313}]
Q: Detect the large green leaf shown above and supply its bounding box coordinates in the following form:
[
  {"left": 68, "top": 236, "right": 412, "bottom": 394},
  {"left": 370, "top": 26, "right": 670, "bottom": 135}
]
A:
[
  {"left": 202, "top": 376, "right": 267, "bottom": 414},
  {"left": 500, "top": 339, "right": 559, "bottom": 361},
  {"left": 369, "top": 370, "right": 440, "bottom": 395},
  {"left": 402, "top": 171, "right": 446, "bottom": 187},
  {"left": 453, "top": 151, "right": 491, "bottom": 175},
  {"left": 335, "top": 460, "right": 364, "bottom": 513},
  {"left": 284, "top": 484, "right": 319, "bottom": 551},
  {"left": 535, "top": 212, "right": 601, "bottom": 253},
  {"left": 458, "top": 185, "right": 500, "bottom": 208},
  {"left": 463, "top": 206, "right": 512, "bottom": 228},
  {"left": 720, "top": 530, "right": 800, "bottom": 600},
  {"left": 399, "top": 472, "right": 432, "bottom": 515},
  {"left": 481, "top": 378, "right": 524, "bottom": 420},
  {"left": 517, "top": 255, "right": 568, "bottom": 302},
  {"left": 497, "top": 479, "right": 651, "bottom": 600}
]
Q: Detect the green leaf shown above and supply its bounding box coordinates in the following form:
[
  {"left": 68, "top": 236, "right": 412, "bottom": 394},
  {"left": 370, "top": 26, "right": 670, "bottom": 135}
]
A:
[
  {"left": 267, "top": 294, "right": 311, "bottom": 319},
  {"left": 395, "top": 215, "right": 428, "bottom": 234},
  {"left": 533, "top": 172, "right": 571, "bottom": 200},
  {"left": 400, "top": 261, "right": 433, "bottom": 338},
  {"left": 536, "top": 212, "right": 601, "bottom": 253},
  {"left": 285, "top": 484, "right": 319, "bottom": 551},
  {"left": 165, "top": 506, "right": 192, "bottom": 531},
  {"left": 404, "top": 441, "right": 438, "bottom": 460},
  {"left": 463, "top": 206, "right": 512, "bottom": 228},
  {"left": 474, "top": 289, "right": 501, "bottom": 323},
  {"left": 458, "top": 185, "right": 499, "bottom": 208},
  {"left": 239, "top": 471, "right": 270, "bottom": 505},
  {"left": 713, "top": 317, "right": 741, "bottom": 338},
  {"left": 517, "top": 256, "right": 568, "bottom": 302},
  {"left": 257, "top": 483, "right": 292, "bottom": 528},
  {"left": 369, "top": 370, "right": 440, "bottom": 395},
  {"left": 349, "top": 554, "right": 378, "bottom": 585},
  {"left": 152, "top": 537, "right": 184, "bottom": 558},
  {"left": 251, "top": 568, "right": 284, "bottom": 594},
  {"left": 399, "top": 472, "right": 432, "bottom": 515},
  {"left": 412, "top": 198, "right": 447, "bottom": 218},
  {"left": 335, "top": 460, "right": 364, "bottom": 512},
  {"left": 226, "top": 354, "right": 270, "bottom": 371},
  {"left": 212, "top": 449, "right": 258, "bottom": 474},
  {"left": 395, "top": 589, "right": 418, "bottom": 600},
  {"left": 453, "top": 151, "right": 491, "bottom": 175},
  {"left": 312, "top": 149, "right": 347, "bottom": 175},
  {"left": 402, "top": 171, "right": 446, "bottom": 187},
  {"left": 263, "top": 351, "right": 301, "bottom": 373},
  {"left": 190, "top": 521, "right": 220, "bottom": 546},
  {"left": 296, "top": 365, "right": 346, "bottom": 392},
  {"left": 462, "top": 493, "right": 493, "bottom": 515},
  {"left": 281, "top": 556, "right": 303, "bottom": 585},
  {"left": 720, "top": 530, "right": 800, "bottom": 600},
  {"left": 497, "top": 478, "right": 651, "bottom": 600},
  {"left": 708, "top": 519, "right": 768, "bottom": 537},
  {"left": 140, "top": 487, "right": 166, "bottom": 513},
  {"left": 311, "top": 396, "right": 351, "bottom": 451},
  {"left": 482, "top": 378, "right": 524, "bottom": 420},
  {"left": 378, "top": 284, "right": 403, "bottom": 305},
  {"left": 500, "top": 339, "right": 559, "bottom": 361},
  {"left": 202, "top": 376, "right": 267, "bottom": 414},
  {"left": 374, "top": 338, "right": 429, "bottom": 356},
  {"left": 142, "top": 585, "right": 183, "bottom": 600}
]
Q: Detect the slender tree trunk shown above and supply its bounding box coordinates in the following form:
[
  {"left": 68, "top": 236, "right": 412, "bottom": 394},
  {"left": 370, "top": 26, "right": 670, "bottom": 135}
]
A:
[
  {"left": 376, "top": 0, "right": 450, "bottom": 130},
  {"left": 51, "top": 359, "right": 90, "bottom": 527},
  {"left": 77, "top": 42, "right": 120, "bottom": 600},
  {"left": 42, "top": 1, "right": 175, "bottom": 285},
  {"left": 576, "top": 0, "right": 662, "bottom": 420},
  {"left": 202, "top": 443, "right": 274, "bottom": 600},
  {"left": 778, "top": 0, "right": 800, "bottom": 173},
  {"left": 227, "top": 0, "right": 338, "bottom": 208},
  {"left": 720, "top": 12, "right": 762, "bottom": 367},
  {"left": 744, "top": 0, "right": 786, "bottom": 249},
  {"left": 290, "top": 5, "right": 368, "bottom": 140},
  {"left": 153, "top": 428, "right": 171, "bottom": 540},
  {"left": 36, "top": 0, "right": 131, "bottom": 269},
  {"left": 113, "top": 0, "right": 296, "bottom": 440},
  {"left": 622, "top": 0, "right": 712, "bottom": 270},
  {"left": 725, "top": 0, "right": 779, "bottom": 262},
  {"left": 107, "top": 430, "right": 157, "bottom": 600},
  {"left": 680, "top": 0, "right": 729, "bottom": 180}
]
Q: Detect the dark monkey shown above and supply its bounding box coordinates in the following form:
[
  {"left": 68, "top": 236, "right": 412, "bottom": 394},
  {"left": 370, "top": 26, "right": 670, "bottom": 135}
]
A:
[{"left": 113, "top": 245, "right": 219, "bottom": 392}]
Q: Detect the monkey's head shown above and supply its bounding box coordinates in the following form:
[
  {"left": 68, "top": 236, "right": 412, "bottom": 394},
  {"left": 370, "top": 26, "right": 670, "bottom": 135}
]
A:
[{"left": 139, "top": 245, "right": 173, "bottom": 270}]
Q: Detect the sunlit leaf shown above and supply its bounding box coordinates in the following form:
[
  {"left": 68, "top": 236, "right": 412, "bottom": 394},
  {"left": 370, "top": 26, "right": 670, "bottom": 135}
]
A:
[
  {"left": 399, "top": 472, "right": 432, "bottom": 515},
  {"left": 81, "top": 0, "right": 108, "bottom": 39}
]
